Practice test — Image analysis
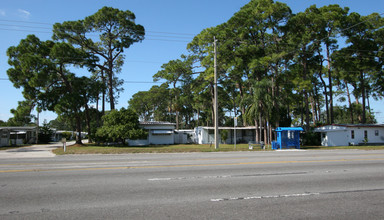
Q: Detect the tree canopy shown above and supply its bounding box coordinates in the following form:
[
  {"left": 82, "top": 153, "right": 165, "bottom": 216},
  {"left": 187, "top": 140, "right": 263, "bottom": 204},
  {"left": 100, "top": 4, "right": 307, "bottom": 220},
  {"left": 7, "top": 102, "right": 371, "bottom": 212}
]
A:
[
  {"left": 95, "top": 108, "right": 147, "bottom": 144},
  {"left": 53, "top": 6, "right": 145, "bottom": 110},
  {"left": 128, "top": 0, "right": 383, "bottom": 144}
]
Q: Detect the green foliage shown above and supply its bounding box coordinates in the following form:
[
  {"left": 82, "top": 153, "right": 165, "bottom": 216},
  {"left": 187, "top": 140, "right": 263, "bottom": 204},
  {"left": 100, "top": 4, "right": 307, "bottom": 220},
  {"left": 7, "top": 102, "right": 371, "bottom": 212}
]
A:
[
  {"left": 53, "top": 6, "right": 145, "bottom": 110},
  {"left": 301, "top": 131, "right": 321, "bottom": 146},
  {"left": 333, "top": 104, "right": 376, "bottom": 124},
  {"left": 61, "top": 132, "right": 73, "bottom": 140},
  {"left": 49, "top": 117, "right": 74, "bottom": 131},
  {"left": 95, "top": 108, "right": 147, "bottom": 144},
  {"left": 38, "top": 120, "right": 53, "bottom": 144},
  {"left": 128, "top": 84, "right": 170, "bottom": 122},
  {"left": 7, "top": 100, "right": 35, "bottom": 126},
  {"left": 7, "top": 34, "right": 102, "bottom": 144},
  {"left": 0, "top": 120, "right": 6, "bottom": 126},
  {"left": 220, "top": 129, "right": 228, "bottom": 144}
]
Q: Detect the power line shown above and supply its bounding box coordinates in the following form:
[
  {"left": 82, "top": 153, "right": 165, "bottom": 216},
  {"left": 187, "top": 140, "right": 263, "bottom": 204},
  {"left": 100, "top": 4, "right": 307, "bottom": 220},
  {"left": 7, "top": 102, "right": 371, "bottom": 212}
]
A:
[
  {"left": 0, "top": 23, "right": 193, "bottom": 40},
  {"left": 0, "top": 77, "right": 167, "bottom": 85},
  {"left": 0, "top": 19, "right": 196, "bottom": 36},
  {"left": 0, "top": 27, "right": 191, "bottom": 43}
]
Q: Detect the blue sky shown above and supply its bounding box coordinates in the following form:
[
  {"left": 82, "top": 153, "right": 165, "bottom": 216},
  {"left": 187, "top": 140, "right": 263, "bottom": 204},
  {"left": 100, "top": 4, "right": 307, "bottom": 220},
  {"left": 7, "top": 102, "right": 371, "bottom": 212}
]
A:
[{"left": 1, "top": 0, "right": 383, "bottom": 124}]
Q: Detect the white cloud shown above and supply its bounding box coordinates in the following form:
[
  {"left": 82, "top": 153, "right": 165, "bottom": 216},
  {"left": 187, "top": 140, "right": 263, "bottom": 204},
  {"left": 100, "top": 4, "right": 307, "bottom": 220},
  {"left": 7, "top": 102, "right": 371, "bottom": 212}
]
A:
[
  {"left": 0, "top": 9, "right": 6, "bottom": 16},
  {"left": 18, "top": 9, "right": 31, "bottom": 19}
]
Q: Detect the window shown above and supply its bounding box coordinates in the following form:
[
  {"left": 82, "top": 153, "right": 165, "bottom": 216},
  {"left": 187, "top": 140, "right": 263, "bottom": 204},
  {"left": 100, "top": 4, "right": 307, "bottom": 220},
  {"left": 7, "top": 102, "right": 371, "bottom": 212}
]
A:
[
  {"left": 375, "top": 130, "right": 379, "bottom": 136},
  {"left": 351, "top": 130, "right": 354, "bottom": 139},
  {"left": 364, "top": 130, "right": 368, "bottom": 139}
]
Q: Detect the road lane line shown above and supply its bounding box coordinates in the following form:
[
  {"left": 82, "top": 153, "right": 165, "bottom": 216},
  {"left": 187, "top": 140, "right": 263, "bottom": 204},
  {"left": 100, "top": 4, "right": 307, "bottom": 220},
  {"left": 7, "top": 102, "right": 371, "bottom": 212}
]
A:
[
  {"left": 148, "top": 172, "right": 308, "bottom": 181},
  {"left": 0, "top": 158, "right": 383, "bottom": 173},
  {"left": 211, "top": 188, "right": 384, "bottom": 202}
]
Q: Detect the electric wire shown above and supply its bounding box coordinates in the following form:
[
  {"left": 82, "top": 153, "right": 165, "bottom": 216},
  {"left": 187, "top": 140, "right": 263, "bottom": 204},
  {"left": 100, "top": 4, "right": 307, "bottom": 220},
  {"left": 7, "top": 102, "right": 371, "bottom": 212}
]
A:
[{"left": 0, "top": 19, "right": 195, "bottom": 43}]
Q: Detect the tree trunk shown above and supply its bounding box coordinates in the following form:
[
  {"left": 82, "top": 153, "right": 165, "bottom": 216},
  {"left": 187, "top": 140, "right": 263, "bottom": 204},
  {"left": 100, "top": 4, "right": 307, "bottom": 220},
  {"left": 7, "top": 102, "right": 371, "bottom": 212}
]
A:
[
  {"left": 366, "top": 91, "right": 371, "bottom": 115},
  {"left": 326, "top": 43, "right": 334, "bottom": 124},
  {"left": 269, "top": 122, "right": 272, "bottom": 145},
  {"left": 108, "top": 75, "right": 115, "bottom": 110},
  {"left": 85, "top": 104, "right": 92, "bottom": 143},
  {"left": 302, "top": 48, "right": 310, "bottom": 131},
  {"left": 305, "top": 92, "right": 310, "bottom": 130},
  {"left": 300, "top": 97, "right": 304, "bottom": 127},
  {"left": 96, "top": 94, "right": 99, "bottom": 112},
  {"left": 310, "top": 95, "right": 316, "bottom": 125},
  {"left": 101, "top": 70, "right": 106, "bottom": 115},
  {"left": 75, "top": 115, "right": 82, "bottom": 145},
  {"left": 345, "top": 82, "right": 354, "bottom": 124},
  {"left": 254, "top": 119, "right": 259, "bottom": 142},
  {"left": 176, "top": 111, "right": 179, "bottom": 130},
  {"left": 263, "top": 119, "right": 267, "bottom": 144},
  {"left": 318, "top": 71, "right": 330, "bottom": 124},
  {"left": 259, "top": 115, "right": 262, "bottom": 142}
]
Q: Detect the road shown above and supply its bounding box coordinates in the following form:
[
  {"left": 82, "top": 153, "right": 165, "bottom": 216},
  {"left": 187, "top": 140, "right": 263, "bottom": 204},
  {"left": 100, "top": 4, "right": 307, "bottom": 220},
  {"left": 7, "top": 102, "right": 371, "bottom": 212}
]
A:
[{"left": 1, "top": 150, "right": 384, "bottom": 219}]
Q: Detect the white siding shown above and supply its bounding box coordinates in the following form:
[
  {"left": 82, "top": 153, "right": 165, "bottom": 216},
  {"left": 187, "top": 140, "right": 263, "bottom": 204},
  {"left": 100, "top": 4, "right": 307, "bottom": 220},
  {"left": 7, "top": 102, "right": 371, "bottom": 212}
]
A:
[
  {"left": 148, "top": 132, "right": 174, "bottom": 145},
  {"left": 347, "top": 127, "right": 384, "bottom": 144},
  {"left": 316, "top": 125, "right": 384, "bottom": 146},
  {"left": 323, "top": 131, "right": 348, "bottom": 146}
]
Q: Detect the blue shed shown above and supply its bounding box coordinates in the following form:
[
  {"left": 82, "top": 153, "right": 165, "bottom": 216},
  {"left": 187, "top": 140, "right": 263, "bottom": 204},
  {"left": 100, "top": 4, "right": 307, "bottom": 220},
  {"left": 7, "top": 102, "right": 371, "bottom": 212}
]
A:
[{"left": 272, "top": 127, "right": 304, "bottom": 150}]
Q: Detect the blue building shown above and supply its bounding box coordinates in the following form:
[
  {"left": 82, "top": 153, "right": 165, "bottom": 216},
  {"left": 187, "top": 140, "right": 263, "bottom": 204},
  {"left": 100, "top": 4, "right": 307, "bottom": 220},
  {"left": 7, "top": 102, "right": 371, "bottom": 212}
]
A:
[{"left": 272, "top": 127, "right": 304, "bottom": 150}]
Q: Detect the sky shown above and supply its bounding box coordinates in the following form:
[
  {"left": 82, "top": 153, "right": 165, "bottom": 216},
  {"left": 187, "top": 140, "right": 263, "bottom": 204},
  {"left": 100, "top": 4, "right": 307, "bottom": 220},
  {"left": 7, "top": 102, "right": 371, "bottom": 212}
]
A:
[{"left": 1, "top": 0, "right": 383, "bottom": 124}]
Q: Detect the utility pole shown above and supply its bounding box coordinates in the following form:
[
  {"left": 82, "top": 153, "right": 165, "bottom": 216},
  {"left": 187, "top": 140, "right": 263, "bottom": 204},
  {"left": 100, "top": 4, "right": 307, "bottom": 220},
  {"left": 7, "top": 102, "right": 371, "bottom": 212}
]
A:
[
  {"left": 214, "top": 36, "right": 219, "bottom": 149},
  {"left": 36, "top": 110, "right": 39, "bottom": 144}
]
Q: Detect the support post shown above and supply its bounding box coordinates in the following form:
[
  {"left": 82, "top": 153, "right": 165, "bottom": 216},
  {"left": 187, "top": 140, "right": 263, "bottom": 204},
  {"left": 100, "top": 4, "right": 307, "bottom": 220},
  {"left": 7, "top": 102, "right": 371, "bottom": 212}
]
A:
[
  {"left": 214, "top": 36, "right": 219, "bottom": 150},
  {"left": 36, "top": 111, "right": 39, "bottom": 144}
]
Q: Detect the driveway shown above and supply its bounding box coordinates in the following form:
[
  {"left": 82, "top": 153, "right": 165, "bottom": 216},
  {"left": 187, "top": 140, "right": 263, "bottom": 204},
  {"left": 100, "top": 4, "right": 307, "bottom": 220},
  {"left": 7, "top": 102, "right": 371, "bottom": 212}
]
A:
[{"left": 0, "top": 141, "right": 75, "bottom": 159}]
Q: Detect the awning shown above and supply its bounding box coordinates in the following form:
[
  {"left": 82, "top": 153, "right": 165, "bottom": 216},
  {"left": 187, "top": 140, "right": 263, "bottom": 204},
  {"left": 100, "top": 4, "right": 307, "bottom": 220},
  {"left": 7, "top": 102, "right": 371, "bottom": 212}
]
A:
[{"left": 152, "top": 130, "right": 173, "bottom": 135}]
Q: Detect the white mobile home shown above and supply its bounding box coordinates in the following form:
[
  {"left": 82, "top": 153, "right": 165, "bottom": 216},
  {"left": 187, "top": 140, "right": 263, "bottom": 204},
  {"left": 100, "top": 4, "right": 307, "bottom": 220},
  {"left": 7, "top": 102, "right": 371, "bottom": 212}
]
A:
[
  {"left": 0, "top": 127, "right": 37, "bottom": 146},
  {"left": 194, "top": 126, "right": 257, "bottom": 144},
  {"left": 314, "top": 124, "right": 384, "bottom": 146},
  {"left": 127, "top": 121, "right": 176, "bottom": 146}
]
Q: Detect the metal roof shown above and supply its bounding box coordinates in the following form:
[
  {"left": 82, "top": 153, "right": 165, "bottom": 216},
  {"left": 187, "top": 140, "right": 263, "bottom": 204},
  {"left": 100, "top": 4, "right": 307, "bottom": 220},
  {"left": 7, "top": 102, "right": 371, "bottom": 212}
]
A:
[
  {"left": 139, "top": 121, "right": 176, "bottom": 126},
  {"left": 199, "top": 126, "right": 257, "bottom": 130},
  {"left": 275, "top": 127, "right": 304, "bottom": 131},
  {"left": 316, "top": 124, "right": 384, "bottom": 128},
  {"left": 0, "top": 126, "right": 36, "bottom": 131}
]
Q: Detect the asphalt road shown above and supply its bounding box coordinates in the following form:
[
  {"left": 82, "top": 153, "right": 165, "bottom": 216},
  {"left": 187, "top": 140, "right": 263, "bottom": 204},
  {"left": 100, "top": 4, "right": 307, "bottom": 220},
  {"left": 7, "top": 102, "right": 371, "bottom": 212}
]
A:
[{"left": 1, "top": 150, "right": 384, "bottom": 219}]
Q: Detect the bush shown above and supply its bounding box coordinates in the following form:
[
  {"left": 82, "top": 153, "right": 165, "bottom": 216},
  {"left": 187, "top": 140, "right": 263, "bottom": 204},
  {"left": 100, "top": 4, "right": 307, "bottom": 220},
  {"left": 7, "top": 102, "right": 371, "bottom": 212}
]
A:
[
  {"left": 95, "top": 108, "right": 147, "bottom": 145},
  {"left": 61, "top": 132, "right": 73, "bottom": 140},
  {"left": 301, "top": 131, "right": 321, "bottom": 146},
  {"left": 38, "top": 121, "right": 53, "bottom": 144},
  {"left": 220, "top": 130, "right": 228, "bottom": 144}
]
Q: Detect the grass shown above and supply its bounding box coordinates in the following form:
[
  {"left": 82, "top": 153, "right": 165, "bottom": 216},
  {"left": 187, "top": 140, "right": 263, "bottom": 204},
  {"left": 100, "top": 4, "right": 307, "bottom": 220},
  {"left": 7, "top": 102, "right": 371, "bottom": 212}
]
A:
[
  {"left": 52, "top": 143, "right": 267, "bottom": 155},
  {"left": 52, "top": 143, "right": 384, "bottom": 155}
]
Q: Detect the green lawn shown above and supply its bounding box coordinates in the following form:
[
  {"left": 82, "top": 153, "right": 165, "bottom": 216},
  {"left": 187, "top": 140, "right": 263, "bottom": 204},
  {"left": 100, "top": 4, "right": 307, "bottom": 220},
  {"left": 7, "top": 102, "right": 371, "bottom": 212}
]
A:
[
  {"left": 52, "top": 143, "right": 265, "bottom": 155},
  {"left": 52, "top": 143, "right": 384, "bottom": 155}
]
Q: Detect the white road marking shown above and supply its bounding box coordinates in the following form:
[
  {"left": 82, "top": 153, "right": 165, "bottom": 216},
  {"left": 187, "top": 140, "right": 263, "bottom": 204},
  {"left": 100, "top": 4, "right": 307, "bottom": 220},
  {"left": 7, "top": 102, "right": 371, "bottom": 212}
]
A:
[
  {"left": 211, "top": 192, "right": 320, "bottom": 202},
  {"left": 148, "top": 172, "right": 307, "bottom": 181}
]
